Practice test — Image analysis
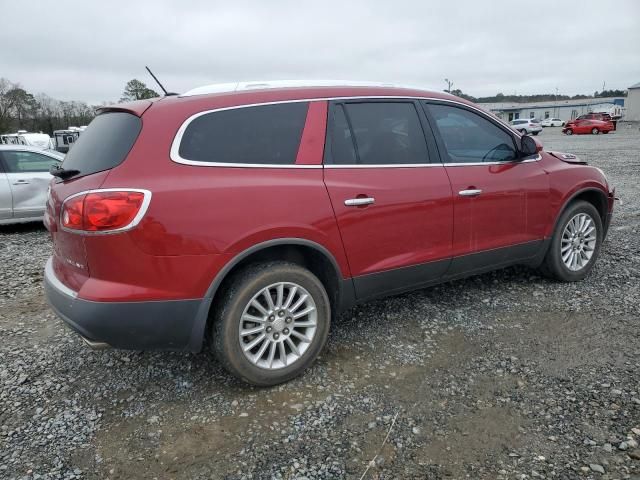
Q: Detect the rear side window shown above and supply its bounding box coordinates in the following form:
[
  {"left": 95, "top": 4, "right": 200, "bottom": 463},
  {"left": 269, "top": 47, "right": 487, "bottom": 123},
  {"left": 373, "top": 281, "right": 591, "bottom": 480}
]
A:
[
  {"left": 61, "top": 112, "right": 141, "bottom": 177},
  {"left": 329, "top": 102, "right": 429, "bottom": 165},
  {"left": 178, "top": 102, "right": 309, "bottom": 165},
  {"left": 329, "top": 105, "right": 357, "bottom": 164}
]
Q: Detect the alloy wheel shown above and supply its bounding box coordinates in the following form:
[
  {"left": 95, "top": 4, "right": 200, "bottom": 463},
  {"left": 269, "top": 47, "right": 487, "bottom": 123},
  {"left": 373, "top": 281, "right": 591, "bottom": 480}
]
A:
[
  {"left": 238, "top": 282, "right": 318, "bottom": 370},
  {"left": 560, "top": 213, "right": 597, "bottom": 271}
]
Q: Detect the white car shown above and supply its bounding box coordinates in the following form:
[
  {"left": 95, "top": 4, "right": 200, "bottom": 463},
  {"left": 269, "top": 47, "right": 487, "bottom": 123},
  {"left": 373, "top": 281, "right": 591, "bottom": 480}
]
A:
[
  {"left": 541, "top": 118, "right": 564, "bottom": 127},
  {"left": 510, "top": 119, "right": 543, "bottom": 135},
  {"left": 0, "top": 145, "right": 64, "bottom": 225}
]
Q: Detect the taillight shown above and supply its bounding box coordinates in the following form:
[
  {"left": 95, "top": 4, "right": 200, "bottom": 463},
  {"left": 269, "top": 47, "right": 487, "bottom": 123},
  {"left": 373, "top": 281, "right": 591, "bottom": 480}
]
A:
[{"left": 61, "top": 189, "right": 150, "bottom": 233}]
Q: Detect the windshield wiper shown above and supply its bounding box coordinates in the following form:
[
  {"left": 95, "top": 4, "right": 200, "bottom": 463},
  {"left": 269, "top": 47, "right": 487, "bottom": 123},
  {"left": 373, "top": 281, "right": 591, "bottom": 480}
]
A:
[{"left": 50, "top": 164, "right": 80, "bottom": 180}]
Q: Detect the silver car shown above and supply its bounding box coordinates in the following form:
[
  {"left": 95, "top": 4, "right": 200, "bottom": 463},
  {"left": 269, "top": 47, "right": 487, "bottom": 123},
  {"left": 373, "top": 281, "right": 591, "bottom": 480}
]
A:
[{"left": 0, "top": 145, "right": 64, "bottom": 225}]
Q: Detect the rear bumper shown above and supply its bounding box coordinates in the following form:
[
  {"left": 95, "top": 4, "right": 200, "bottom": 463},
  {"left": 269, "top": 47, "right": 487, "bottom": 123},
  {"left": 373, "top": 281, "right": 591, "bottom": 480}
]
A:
[{"left": 44, "top": 258, "right": 206, "bottom": 351}]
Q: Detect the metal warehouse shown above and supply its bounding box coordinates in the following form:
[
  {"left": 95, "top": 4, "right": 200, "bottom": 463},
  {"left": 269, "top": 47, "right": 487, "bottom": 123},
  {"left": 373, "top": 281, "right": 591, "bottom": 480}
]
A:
[
  {"left": 479, "top": 97, "right": 625, "bottom": 123},
  {"left": 625, "top": 82, "right": 640, "bottom": 121}
]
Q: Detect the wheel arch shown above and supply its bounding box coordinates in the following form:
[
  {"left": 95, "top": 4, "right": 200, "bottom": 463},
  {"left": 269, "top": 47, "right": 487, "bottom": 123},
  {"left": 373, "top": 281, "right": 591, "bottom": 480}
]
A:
[
  {"left": 187, "top": 238, "right": 354, "bottom": 352},
  {"left": 549, "top": 187, "right": 608, "bottom": 238}
]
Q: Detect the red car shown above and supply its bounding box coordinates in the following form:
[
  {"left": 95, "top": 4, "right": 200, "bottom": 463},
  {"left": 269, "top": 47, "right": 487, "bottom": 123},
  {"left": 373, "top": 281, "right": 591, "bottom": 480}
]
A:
[
  {"left": 44, "top": 81, "right": 615, "bottom": 385},
  {"left": 563, "top": 118, "right": 615, "bottom": 135}
]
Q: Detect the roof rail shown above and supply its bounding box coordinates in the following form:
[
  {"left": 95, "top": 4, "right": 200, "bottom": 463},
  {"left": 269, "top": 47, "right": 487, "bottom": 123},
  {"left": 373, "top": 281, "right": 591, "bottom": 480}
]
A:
[{"left": 180, "top": 79, "right": 399, "bottom": 97}]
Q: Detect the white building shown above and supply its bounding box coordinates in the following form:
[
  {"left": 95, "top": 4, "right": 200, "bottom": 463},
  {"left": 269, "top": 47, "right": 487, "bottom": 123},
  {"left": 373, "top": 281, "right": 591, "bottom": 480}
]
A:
[
  {"left": 625, "top": 82, "right": 640, "bottom": 121},
  {"left": 478, "top": 97, "right": 626, "bottom": 123}
]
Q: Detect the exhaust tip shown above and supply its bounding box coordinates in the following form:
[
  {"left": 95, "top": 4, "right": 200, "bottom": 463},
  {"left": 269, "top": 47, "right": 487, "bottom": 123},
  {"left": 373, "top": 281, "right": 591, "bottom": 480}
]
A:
[{"left": 81, "top": 335, "right": 111, "bottom": 350}]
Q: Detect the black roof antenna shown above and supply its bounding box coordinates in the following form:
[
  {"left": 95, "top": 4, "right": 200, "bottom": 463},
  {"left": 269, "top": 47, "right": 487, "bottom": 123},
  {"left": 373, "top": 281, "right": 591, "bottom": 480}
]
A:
[{"left": 145, "top": 66, "right": 178, "bottom": 96}]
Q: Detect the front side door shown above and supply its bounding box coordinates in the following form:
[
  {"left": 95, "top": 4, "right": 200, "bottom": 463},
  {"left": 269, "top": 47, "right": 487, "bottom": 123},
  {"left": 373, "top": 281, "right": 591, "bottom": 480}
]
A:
[
  {"left": 323, "top": 100, "right": 453, "bottom": 300},
  {"left": 0, "top": 150, "right": 58, "bottom": 219},
  {"left": 423, "top": 101, "right": 549, "bottom": 276}
]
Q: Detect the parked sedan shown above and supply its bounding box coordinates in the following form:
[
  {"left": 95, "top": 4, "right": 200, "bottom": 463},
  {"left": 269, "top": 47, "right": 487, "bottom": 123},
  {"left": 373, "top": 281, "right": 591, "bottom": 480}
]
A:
[
  {"left": 0, "top": 145, "right": 63, "bottom": 225},
  {"left": 510, "top": 118, "right": 542, "bottom": 135},
  {"left": 541, "top": 118, "right": 564, "bottom": 127},
  {"left": 562, "top": 119, "right": 615, "bottom": 135}
]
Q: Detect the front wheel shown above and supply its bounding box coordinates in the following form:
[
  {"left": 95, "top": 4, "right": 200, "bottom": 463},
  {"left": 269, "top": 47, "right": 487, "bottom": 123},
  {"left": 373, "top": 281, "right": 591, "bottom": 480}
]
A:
[
  {"left": 592, "top": 127, "right": 599, "bottom": 135},
  {"left": 540, "top": 200, "right": 602, "bottom": 281},
  {"left": 212, "top": 261, "right": 331, "bottom": 386},
  {"left": 565, "top": 129, "right": 573, "bottom": 135},
  {"left": 520, "top": 129, "right": 527, "bottom": 135}
]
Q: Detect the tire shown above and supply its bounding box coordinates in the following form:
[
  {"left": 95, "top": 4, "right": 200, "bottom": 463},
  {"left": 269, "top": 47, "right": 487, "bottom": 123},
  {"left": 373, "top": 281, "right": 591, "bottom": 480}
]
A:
[
  {"left": 540, "top": 200, "right": 603, "bottom": 282},
  {"left": 212, "top": 261, "right": 331, "bottom": 386},
  {"left": 565, "top": 129, "right": 573, "bottom": 135},
  {"left": 532, "top": 131, "right": 539, "bottom": 136},
  {"left": 520, "top": 129, "right": 527, "bottom": 135},
  {"left": 592, "top": 127, "right": 599, "bottom": 135}
]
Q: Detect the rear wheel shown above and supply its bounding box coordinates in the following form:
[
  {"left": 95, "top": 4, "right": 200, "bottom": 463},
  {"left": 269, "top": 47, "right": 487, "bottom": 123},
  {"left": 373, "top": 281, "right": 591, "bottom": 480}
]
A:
[
  {"left": 591, "top": 127, "right": 599, "bottom": 134},
  {"left": 540, "top": 200, "right": 602, "bottom": 281},
  {"left": 532, "top": 131, "right": 539, "bottom": 136},
  {"left": 519, "top": 129, "right": 527, "bottom": 135},
  {"left": 212, "top": 262, "right": 331, "bottom": 386}
]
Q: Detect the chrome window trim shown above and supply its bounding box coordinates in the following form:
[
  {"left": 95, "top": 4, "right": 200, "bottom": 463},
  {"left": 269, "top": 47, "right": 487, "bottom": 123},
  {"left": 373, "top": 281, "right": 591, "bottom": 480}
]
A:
[
  {"left": 60, "top": 188, "right": 152, "bottom": 235},
  {"left": 172, "top": 159, "right": 322, "bottom": 169},
  {"left": 443, "top": 154, "right": 542, "bottom": 167},
  {"left": 45, "top": 257, "right": 78, "bottom": 298},
  {"left": 170, "top": 96, "right": 522, "bottom": 168},
  {"left": 323, "top": 155, "right": 541, "bottom": 168},
  {"left": 325, "top": 163, "right": 440, "bottom": 169}
]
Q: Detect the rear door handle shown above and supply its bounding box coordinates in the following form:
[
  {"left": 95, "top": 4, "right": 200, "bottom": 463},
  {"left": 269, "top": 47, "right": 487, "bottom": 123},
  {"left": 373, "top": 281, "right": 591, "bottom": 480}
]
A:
[
  {"left": 458, "top": 189, "right": 482, "bottom": 197},
  {"left": 344, "top": 197, "right": 375, "bottom": 207}
]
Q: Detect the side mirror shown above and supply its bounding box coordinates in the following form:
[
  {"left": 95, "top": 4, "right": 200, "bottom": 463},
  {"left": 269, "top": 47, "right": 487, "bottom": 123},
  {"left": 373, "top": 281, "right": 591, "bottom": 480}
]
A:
[{"left": 520, "top": 135, "right": 539, "bottom": 157}]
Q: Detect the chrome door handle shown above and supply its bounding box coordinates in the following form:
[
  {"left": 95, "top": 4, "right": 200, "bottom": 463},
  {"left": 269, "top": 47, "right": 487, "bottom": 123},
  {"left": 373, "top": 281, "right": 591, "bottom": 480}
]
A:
[
  {"left": 344, "top": 197, "right": 375, "bottom": 207},
  {"left": 458, "top": 189, "right": 482, "bottom": 197}
]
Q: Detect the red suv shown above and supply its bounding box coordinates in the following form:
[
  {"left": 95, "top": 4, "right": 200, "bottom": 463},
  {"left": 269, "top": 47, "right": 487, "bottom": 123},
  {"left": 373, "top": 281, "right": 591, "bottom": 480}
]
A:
[
  {"left": 44, "top": 81, "right": 615, "bottom": 385},
  {"left": 577, "top": 112, "right": 612, "bottom": 122}
]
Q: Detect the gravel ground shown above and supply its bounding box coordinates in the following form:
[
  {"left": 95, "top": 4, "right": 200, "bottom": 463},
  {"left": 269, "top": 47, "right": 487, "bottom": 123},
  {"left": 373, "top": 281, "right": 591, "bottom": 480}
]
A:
[{"left": 1, "top": 124, "right": 639, "bottom": 480}]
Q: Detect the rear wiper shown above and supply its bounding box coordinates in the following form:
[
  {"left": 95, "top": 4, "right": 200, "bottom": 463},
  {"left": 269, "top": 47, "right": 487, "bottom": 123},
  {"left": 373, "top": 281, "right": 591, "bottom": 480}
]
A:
[{"left": 50, "top": 164, "right": 80, "bottom": 180}]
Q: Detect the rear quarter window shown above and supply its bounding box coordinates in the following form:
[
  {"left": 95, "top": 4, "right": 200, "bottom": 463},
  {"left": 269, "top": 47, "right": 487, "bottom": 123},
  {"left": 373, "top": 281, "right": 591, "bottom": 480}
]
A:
[
  {"left": 61, "top": 112, "right": 142, "bottom": 177},
  {"left": 177, "top": 102, "right": 309, "bottom": 165}
]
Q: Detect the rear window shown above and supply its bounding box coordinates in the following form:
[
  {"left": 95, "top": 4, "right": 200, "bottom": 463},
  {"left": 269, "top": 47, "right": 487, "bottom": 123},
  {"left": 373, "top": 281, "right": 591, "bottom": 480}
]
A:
[
  {"left": 61, "top": 112, "right": 141, "bottom": 177},
  {"left": 178, "top": 102, "right": 309, "bottom": 165}
]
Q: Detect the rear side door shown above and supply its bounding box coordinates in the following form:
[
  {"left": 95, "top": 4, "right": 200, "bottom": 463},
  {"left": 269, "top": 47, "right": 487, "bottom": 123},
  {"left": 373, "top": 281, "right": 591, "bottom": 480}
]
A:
[
  {"left": 323, "top": 100, "right": 453, "bottom": 300},
  {"left": 423, "top": 101, "right": 549, "bottom": 276},
  {"left": 0, "top": 160, "right": 11, "bottom": 220},
  {"left": 0, "top": 150, "right": 59, "bottom": 219}
]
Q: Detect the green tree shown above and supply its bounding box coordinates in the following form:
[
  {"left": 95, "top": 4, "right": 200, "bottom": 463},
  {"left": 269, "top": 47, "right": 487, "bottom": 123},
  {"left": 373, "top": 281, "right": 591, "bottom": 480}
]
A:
[
  {"left": 120, "top": 79, "right": 159, "bottom": 102},
  {"left": 5, "top": 87, "right": 37, "bottom": 127},
  {"left": 449, "top": 89, "right": 477, "bottom": 102},
  {"left": 0, "top": 78, "right": 16, "bottom": 133}
]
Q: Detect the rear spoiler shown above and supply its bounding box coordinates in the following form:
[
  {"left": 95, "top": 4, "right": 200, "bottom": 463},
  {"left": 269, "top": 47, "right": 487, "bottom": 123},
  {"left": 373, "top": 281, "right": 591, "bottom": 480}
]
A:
[{"left": 96, "top": 99, "right": 156, "bottom": 117}]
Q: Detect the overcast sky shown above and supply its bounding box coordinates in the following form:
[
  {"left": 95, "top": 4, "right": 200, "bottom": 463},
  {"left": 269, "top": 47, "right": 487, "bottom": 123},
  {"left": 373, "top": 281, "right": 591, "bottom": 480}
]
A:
[{"left": 2, "top": 0, "right": 639, "bottom": 104}]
